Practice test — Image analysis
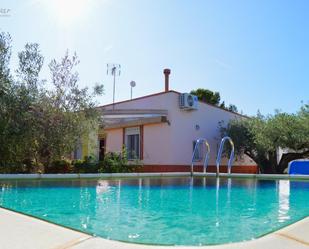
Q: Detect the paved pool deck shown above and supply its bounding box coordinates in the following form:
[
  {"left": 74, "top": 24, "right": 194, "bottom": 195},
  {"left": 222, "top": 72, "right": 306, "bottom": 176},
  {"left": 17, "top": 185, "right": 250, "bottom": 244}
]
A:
[{"left": 0, "top": 207, "right": 308, "bottom": 249}]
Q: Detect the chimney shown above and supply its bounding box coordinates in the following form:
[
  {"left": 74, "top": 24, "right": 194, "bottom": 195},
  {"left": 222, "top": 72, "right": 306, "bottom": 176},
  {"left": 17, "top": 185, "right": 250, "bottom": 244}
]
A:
[{"left": 163, "top": 68, "right": 171, "bottom": 92}]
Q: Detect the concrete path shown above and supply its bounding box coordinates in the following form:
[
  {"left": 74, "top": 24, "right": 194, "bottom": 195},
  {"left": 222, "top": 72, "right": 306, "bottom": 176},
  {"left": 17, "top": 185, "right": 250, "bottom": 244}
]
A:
[{"left": 0, "top": 208, "right": 308, "bottom": 249}]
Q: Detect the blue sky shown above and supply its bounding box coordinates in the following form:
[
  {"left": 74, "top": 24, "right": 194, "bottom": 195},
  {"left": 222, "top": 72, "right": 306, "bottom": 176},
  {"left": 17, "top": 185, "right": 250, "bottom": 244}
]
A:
[{"left": 1, "top": 0, "right": 308, "bottom": 115}]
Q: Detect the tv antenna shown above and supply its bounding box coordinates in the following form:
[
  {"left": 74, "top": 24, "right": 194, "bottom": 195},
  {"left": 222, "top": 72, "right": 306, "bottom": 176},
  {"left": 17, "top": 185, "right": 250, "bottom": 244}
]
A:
[
  {"left": 107, "top": 63, "right": 121, "bottom": 109},
  {"left": 130, "top": 81, "right": 136, "bottom": 100}
]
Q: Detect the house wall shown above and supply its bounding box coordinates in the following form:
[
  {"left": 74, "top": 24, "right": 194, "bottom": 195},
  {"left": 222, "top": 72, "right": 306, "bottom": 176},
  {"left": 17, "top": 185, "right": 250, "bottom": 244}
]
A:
[
  {"left": 105, "top": 124, "right": 173, "bottom": 164},
  {"left": 105, "top": 129, "right": 123, "bottom": 154},
  {"left": 102, "top": 91, "right": 255, "bottom": 167},
  {"left": 143, "top": 123, "right": 172, "bottom": 164},
  {"left": 167, "top": 93, "right": 254, "bottom": 166}
]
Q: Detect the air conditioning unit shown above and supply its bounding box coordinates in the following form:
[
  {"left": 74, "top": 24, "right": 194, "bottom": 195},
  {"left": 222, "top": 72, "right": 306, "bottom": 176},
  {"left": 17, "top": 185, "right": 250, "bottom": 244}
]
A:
[{"left": 179, "top": 93, "right": 198, "bottom": 110}]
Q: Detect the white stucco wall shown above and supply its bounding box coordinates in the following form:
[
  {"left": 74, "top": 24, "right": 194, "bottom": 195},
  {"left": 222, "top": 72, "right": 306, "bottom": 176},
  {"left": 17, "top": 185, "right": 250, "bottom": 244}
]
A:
[
  {"left": 167, "top": 92, "right": 254, "bottom": 166},
  {"left": 143, "top": 124, "right": 172, "bottom": 164},
  {"left": 102, "top": 91, "right": 255, "bottom": 166}
]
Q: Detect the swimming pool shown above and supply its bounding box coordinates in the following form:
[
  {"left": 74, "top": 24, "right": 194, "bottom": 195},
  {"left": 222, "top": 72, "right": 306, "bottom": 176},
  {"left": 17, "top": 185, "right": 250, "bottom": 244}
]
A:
[{"left": 0, "top": 177, "right": 308, "bottom": 246}]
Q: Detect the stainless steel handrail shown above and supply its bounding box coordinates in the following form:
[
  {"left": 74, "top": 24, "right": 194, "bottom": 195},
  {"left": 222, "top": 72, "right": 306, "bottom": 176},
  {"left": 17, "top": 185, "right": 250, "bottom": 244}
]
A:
[
  {"left": 216, "top": 136, "right": 235, "bottom": 176},
  {"left": 190, "top": 138, "right": 210, "bottom": 176}
]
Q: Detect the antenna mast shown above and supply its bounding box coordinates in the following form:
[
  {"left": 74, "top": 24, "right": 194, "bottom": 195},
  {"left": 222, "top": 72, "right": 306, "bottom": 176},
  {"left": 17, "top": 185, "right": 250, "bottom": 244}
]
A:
[
  {"left": 130, "top": 81, "right": 136, "bottom": 100},
  {"left": 107, "top": 63, "right": 121, "bottom": 109}
]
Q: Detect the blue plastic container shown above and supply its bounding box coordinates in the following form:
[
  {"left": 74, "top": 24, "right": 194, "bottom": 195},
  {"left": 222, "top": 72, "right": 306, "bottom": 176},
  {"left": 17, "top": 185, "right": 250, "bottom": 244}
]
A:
[{"left": 288, "top": 160, "right": 309, "bottom": 175}]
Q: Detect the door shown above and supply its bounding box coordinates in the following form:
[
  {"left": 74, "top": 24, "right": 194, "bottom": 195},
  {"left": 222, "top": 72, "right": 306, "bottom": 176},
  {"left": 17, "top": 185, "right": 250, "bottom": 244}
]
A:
[{"left": 99, "top": 138, "right": 105, "bottom": 161}]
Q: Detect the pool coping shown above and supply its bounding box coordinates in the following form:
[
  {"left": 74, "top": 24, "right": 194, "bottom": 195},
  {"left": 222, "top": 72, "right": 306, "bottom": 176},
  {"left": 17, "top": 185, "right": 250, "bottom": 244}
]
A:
[
  {"left": 0, "top": 206, "right": 308, "bottom": 249},
  {"left": 0, "top": 172, "right": 309, "bottom": 180}
]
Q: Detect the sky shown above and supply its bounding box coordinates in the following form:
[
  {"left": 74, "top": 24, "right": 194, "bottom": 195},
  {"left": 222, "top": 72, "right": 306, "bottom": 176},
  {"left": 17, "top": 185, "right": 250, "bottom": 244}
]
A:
[{"left": 0, "top": 0, "right": 308, "bottom": 115}]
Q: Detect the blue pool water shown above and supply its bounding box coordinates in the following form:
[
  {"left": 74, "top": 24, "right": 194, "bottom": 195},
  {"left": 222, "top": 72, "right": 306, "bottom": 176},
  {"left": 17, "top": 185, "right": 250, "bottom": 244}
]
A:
[{"left": 0, "top": 177, "right": 308, "bottom": 245}]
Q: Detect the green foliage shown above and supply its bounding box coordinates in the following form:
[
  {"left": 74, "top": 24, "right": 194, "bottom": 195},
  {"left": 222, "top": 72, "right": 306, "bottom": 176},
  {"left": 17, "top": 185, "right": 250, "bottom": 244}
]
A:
[
  {"left": 0, "top": 32, "right": 11, "bottom": 80},
  {"left": 190, "top": 88, "right": 239, "bottom": 113},
  {"left": 227, "top": 104, "right": 238, "bottom": 113},
  {"left": 45, "top": 159, "right": 72, "bottom": 174},
  {"left": 72, "top": 156, "right": 99, "bottom": 173},
  {"left": 16, "top": 43, "right": 44, "bottom": 94},
  {"left": 0, "top": 163, "right": 28, "bottom": 174},
  {"left": 98, "top": 148, "right": 142, "bottom": 173},
  {"left": 0, "top": 32, "right": 104, "bottom": 173},
  {"left": 190, "top": 88, "right": 221, "bottom": 105},
  {"left": 220, "top": 105, "right": 309, "bottom": 173}
]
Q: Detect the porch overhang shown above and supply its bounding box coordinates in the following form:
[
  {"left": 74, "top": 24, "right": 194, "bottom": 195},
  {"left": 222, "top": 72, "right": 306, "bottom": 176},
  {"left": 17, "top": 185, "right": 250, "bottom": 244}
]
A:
[{"left": 101, "top": 109, "right": 169, "bottom": 129}]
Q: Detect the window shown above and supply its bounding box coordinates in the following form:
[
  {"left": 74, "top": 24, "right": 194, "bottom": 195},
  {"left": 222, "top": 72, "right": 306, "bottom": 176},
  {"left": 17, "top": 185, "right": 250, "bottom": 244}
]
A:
[
  {"left": 192, "top": 140, "right": 203, "bottom": 162},
  {"left": 125, "top": 127, "right": 140, "bottom": 160}
]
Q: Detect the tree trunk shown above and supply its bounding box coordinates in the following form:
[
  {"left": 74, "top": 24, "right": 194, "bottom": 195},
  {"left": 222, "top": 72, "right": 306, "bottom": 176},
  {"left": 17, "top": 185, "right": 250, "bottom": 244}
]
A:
[
  {"left": 260, "top": 158, "right": 277, "bottom": 174},
  {"left": 245, "top": 151, "right": 278, "bottom": 174},
  {"left": 269, "top": 151, "right": 279, "bottom": 174}
]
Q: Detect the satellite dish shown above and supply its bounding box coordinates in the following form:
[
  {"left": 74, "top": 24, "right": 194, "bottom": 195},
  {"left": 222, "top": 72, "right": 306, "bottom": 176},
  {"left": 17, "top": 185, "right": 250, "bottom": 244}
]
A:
[{"left": 130, "top": 81, "right": 136, "bottom": 87}]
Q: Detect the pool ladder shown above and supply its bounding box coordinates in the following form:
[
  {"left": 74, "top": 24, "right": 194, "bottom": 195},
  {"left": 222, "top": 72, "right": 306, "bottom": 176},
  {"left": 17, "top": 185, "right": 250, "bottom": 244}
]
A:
[
  {"left": 190, "top": 138, "right": 210, "bottom": 175},
  {"left": 190, "top": 136, "right": 235, "bottom": 176},
  {"left": 216, "top": 136, "right": 235, "bottom": 175}
]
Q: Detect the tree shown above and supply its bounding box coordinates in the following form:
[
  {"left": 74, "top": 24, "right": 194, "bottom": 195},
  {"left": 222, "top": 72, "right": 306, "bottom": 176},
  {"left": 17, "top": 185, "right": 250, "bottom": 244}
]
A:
[
  {"left": 13, "top": 43, "right": 46, "bottom": 168},
  {"left": 0, "top": 32, "right": 11, "bottom": 81},
  {"left": 0, "top": 32, "right": 12, "bottom": 111},
  {"left": 0, "top": 32, "right": 21, "bottom": 166},
  {"left": 190, "top": 88, "right": 239, "bottom": 113},
  {"left": 16, "top": 43, "right": 44, "bottom": 95},
  {"left": 22, "top": 52, "right": 102, "bottom": 166},
  {"left": 227, "top": 104, "right": 238, "bottom": 113},
  {"left": 220, "top": 105, "right": 309, "bottom": 173},
  {"left": 0, "top": 32, "right": 104, "bottom": 172},
  {"left": 31, "top": 51, "right": 103, "bottom": 167},
  {"left": 190, "top": 88, "right": 221, "bottom": 105}
]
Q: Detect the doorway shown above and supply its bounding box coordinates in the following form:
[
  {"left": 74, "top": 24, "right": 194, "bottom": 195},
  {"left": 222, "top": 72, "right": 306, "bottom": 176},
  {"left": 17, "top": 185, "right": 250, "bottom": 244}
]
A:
[{"left": 99, "top": 138, "right": 105, "bottom": 161}]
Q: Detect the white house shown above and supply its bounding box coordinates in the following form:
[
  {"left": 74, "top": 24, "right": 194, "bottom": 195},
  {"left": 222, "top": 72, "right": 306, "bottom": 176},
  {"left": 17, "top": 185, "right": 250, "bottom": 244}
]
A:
[{"left": 78, "top": 69, "right": 257, "bottom": 173}]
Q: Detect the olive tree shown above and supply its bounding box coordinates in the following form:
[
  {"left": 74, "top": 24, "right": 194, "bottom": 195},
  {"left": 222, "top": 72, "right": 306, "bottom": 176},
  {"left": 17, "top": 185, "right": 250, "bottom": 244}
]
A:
[
  {"left": 220, "top": 105, "right": 309, "bottom": 173},
  {"left": 0, "top": 31, "right": 104, "bottom": 172},
  {"left": 32, "top": 51, "right": 103, "bottom": 166},
  {"left": 0, "top": 32, "right": 15, "bottom": 165}
]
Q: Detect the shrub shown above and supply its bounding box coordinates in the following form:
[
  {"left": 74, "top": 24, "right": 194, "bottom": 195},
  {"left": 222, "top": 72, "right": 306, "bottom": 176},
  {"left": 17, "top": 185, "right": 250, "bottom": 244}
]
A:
[
  {"left": 0, "top": 151, "right": 142, "bottom": 174},
  {"left": 45, "top": 159, "right": 73, "bottom": 173},
  {"left": 98, "top": 149, "right": 142, "bottom": 173},
  {"left": 72, "top": 156, "right": 99, "bottom": 173},
  {"left": 0, "top": 162, "right": 28, "bottom": 174},
  {"left": 0, "top": 159, "right": 43, "bottom": 174}
]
